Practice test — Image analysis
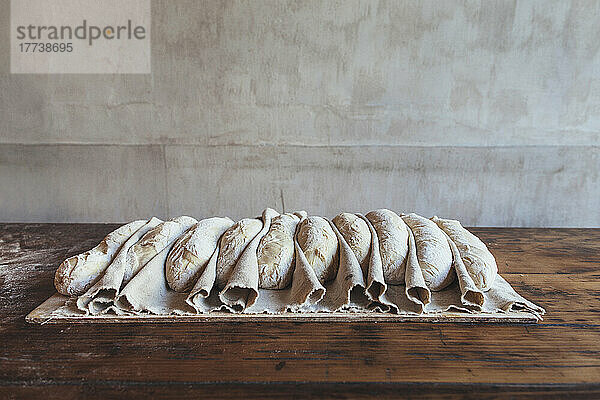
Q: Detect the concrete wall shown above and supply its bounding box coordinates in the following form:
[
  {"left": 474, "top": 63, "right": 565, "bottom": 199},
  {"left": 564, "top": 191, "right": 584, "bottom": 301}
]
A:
[{"left": 1, "top": 0, "right": 599, "bottom": 226}]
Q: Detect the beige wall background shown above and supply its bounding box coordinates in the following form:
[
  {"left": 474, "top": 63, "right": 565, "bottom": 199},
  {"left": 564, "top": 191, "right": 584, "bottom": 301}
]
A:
[{"left": 1, "top": 0, "right": 599, "bottom": 226}]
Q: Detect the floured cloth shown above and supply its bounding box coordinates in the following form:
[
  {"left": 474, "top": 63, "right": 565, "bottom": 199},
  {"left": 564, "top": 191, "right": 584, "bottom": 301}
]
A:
[{"left": 50, "top": 209, "right": 545, "bottom": 321}]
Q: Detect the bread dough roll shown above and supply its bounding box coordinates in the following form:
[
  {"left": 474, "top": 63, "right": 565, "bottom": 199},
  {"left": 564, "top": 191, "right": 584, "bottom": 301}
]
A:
[
  {"left": 402, "top": 213, "right": 454, "bottom": 291},
  {"left": 366, "top": 209, "right": 409, "bottom": 284},
  {"left": 166, "top": 217, "right": 235, "bottom": 292},
  {"left": 332, "top": 212, "right": 371, "bottom": 273},
  {"left": 54, "top": 219, "right": 148, "bottom": 296},
  {"left": 215, "top": 218, "right": 263, "bottom": 288},
  {"left": 297, "top": 216, "right": 339, "bottom": 284},
  {"left": 123, "top": 216, "right": 198, "bottom": 284},
  {"left": 431, "top": 216, "right": 497, "bottom": 291},
  {"left": 257, "top": 213, "right": 300, "bottom": 289}
]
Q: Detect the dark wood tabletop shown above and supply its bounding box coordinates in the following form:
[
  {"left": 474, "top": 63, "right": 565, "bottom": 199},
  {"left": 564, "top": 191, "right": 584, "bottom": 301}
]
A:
[{"left": 0, "top": 223, "right": 599, "bottom": 399}]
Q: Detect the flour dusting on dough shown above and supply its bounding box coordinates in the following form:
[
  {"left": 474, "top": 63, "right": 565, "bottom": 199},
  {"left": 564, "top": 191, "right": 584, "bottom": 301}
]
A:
[
  {"left": 297, "top": 216, "right": 339, "bottom": 284},
  {"left": 402, "top": 213, "right": 454, "bottom": 291},
  {"left": 431, "top": 216, "right": 497, "bottom": 291},
  {"left": 257, "top": 213, "right": 300, "bottom": 289},
  {"left": 166, "top": 217, "right": 234, "bottom": 292},
  {"left": 215, "top": 218, "right": 263, "bottom": 288},
  {"left": 366, "top": 209, "right": 409, "bottom": 284},
  {"left": 333, "top": 212, "right": 371, "bottom": 273}
]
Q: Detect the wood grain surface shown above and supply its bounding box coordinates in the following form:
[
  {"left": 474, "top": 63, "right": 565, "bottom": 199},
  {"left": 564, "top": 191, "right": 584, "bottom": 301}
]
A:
[{"left": 1, "top": 223, "right": 599, "bottom": 399}]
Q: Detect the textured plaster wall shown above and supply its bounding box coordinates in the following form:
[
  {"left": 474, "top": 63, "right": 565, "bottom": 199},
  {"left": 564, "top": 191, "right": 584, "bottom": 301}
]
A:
[{"left": 0, "top": 0, "right": 598, "bottom": 225}]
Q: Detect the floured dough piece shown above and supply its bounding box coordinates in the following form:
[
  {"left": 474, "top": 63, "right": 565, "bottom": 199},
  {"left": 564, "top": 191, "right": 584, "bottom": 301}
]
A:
[
  {"left": 123, "top": 216, "right": 198, "bottom": 284},
  {"left": 332, "top": 212, "right": 371, "bottom": 273},
  {"left": 297, "top": 216, "right": 339, "bottom": 284},
  {"left": 54, "top": 219, "right": 147, "bottom": 296},
  {"left": 431, "top": 216, "right": 498, "bottom": 291},
  {"left": 215, "top": 218, "right": 263, "bottom": 288},
  {"left": 257, "top": 213, "right": 300, "bottom": 289},
  {"left": 402, "top": 213, "right": 454, "bottom": 291},
  {"left": 366, "top": 209, "right": 409, "bottom": 284},
  {"left": 166, "top": 217, "right": 235, "bottom": 292}
]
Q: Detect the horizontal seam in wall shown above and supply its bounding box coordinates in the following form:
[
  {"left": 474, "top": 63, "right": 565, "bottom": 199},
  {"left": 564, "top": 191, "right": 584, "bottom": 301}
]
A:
[{"left": 0, "top": 143, "right": 598, "bottom": 149}]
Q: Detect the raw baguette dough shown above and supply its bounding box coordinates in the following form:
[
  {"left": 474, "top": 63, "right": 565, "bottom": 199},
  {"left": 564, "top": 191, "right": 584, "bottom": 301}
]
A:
[
  {"left": 332, "top": 212, "right": 371, "bottom": 273},
  {"left": 54, "top": 219, "right": 147, "bottom": 296},
  {"left": 402, "top": 213, "right": 455, "bottom": 291},
  {"left": 257, "top": 213, "right": 300, "bottom": 289},
  {"left": 431, "top": 216, "right": 497, "bottom": 291},
  {"left": 366, "top": 209, "right": 409, "bottom": 284},
  {"left": 215, "top": 218, "right": 263, "bottom": 288},
  {"left": 166, "top": 217, "right": 235, "bottom": 292},
  {"left": 297, "top": 216, "right": 339, "bottom": 284},
  {"left": 123, "top": 216, "right": 198, "bottom": 284}
]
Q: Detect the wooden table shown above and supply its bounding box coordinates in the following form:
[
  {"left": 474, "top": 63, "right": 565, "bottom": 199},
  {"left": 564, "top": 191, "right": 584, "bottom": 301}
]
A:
[{"left": 0, "top": 223, "right": 598, "bottom": 399}]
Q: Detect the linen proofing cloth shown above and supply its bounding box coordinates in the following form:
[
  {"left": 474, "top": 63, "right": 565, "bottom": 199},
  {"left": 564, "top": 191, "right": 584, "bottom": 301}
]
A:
[{"left": 54, "top": 209, "right": 545, "bottom": 320}]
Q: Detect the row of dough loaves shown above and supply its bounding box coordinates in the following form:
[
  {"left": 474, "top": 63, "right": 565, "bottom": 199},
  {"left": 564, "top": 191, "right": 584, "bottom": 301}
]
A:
[{"left": 55, "top": 209, "right": 498, "bottom": 297}]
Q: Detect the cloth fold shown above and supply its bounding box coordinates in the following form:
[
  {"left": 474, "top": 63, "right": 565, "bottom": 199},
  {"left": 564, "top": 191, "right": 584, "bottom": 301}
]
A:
[
  {"left": 315, "top": 219, "right": 369, "bottom": 311},
  {"left": 185, "top": 246, "right": 219, "bottom": 311},
  {"left": 403, "top": 227, "right": 431, "bottom": 309},
  {"left": 442, "top": 230, "right": 484, "bottom": 309},
  {"left": 286, "top": 212, "right": 326, "bottom": 311},
  {"left": 219, "top": 208, "right": 278, "bottom": 311},
  {"left": 76, "top": 217, "right": 163, "bottom": 314},
  {"left": 115, "top": 243, "right": 193, "bottom": 315},
  {"left": 357, "top": 214, "right": 387, "bottom": 304}
]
